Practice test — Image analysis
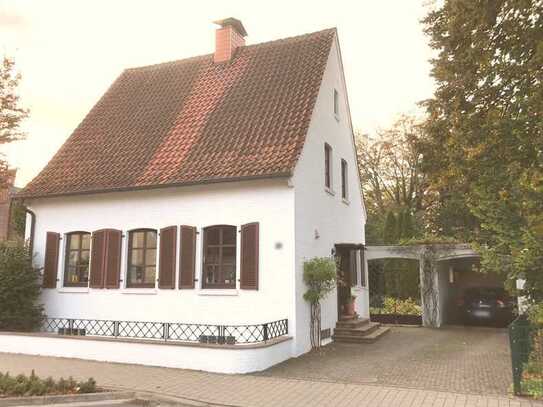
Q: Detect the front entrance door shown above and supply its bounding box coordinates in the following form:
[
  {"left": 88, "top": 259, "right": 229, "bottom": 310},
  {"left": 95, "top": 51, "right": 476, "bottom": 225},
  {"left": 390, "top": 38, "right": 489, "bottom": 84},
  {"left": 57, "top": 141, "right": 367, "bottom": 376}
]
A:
[{"left": 336, "top": 246, "right": 355, "bottom": 318}]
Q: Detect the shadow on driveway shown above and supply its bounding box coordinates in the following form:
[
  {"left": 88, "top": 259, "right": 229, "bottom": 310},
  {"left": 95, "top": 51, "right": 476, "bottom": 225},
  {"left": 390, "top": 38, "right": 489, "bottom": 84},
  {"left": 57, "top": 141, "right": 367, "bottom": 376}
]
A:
[{"left": 256, "top": 326, "right": 512, "bottom": 396}]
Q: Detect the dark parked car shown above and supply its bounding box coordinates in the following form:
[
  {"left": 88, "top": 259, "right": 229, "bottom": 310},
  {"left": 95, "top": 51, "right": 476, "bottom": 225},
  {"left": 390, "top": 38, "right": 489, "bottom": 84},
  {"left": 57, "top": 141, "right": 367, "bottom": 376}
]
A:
[{"left": 458, "top": 287, "right": 516, "bottom": 326}]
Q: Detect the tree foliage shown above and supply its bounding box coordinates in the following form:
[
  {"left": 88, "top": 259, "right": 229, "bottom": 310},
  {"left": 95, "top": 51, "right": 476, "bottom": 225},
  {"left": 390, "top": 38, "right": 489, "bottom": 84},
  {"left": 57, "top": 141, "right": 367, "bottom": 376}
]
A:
[
  {"left": 357, "top": 115, "right": 428, "bottom": 215},
  {"left": 356, "top": 118, "right": 425, "bottom": 301},
  {"left": 0, "top": 56, "right": 28, "bottom": 185},
  {"left": 10, "top": 200, "right": 26, "bottom": 239},
  {"left": 356, "top": 115, "right": 429, "bottom": 244},
  {"left": 421, "top": 0, "right": 543, "bottom": 299},
  {"left": 0, "top": 242, "right": 44, "bottom": 331}
]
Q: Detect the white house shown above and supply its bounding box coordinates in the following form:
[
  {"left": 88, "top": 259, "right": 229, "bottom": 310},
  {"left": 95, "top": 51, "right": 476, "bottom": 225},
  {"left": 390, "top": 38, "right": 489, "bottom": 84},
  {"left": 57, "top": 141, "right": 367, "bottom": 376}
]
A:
[{"left": 4, "top": 18, "right": 380, "bottom": 373}]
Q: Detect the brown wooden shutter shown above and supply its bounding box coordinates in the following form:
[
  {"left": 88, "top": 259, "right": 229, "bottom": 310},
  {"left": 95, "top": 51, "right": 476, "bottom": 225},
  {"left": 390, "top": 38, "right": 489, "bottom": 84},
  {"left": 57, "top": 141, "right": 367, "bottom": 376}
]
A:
[
  {"left": 91, "top": 229, "right": 122, "bottom": 289},
  {"left": 90, "top": 230, "right": 106, "bottom": 288},
  {"left": 179, "top": 225, "right": 196, "bottom": 289},
  {"left": 240, "top": 222, "right": 259, "bottom": 290},
  {"left": 159, "top": 226, "right": 177, "bottom": 289},
  {"left": 43, "top": 232, "right": 60, "bottom": 288},
  {"left": 104, "top": 229, "right": 122, "bottom": 289}
]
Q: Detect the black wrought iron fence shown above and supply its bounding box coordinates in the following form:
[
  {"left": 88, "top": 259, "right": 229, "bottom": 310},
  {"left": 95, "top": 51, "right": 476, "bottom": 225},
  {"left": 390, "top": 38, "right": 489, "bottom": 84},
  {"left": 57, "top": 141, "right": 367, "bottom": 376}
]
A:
[
  {"left": 509, "top": 316, "right": 543, "bottom": 398},
  {"left": 42, "top": 317, "right": 288, "bottom": 345}
]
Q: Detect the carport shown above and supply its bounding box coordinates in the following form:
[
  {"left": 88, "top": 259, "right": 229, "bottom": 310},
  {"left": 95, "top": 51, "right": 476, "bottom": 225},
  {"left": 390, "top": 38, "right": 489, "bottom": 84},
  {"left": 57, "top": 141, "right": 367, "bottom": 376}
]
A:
[
  {"left": 437, "top": 256, "right": 508, "bottom": 324},
  {"left": 365, "top": 244, "right": 484, "bottom": 327}
]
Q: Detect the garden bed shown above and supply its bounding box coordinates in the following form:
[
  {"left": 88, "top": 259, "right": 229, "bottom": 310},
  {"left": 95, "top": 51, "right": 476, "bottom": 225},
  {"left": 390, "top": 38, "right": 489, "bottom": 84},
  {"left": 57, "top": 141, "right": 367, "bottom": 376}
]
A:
[
  {"left": 370, "top": 297, "right": 422, "bottom": 325},
  {"left": 0, "top": 371, "right": 99, "bottom": 399},
  {"left": 370, "top": 313, "right": 422, "bottom": 326}
]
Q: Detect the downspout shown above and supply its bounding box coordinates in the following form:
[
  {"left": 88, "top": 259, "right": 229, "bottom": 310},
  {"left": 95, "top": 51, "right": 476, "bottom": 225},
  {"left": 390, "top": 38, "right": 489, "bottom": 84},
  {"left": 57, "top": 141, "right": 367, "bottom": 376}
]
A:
[{"left": 24, "top": 207, "right": 36, "bottom": 257}]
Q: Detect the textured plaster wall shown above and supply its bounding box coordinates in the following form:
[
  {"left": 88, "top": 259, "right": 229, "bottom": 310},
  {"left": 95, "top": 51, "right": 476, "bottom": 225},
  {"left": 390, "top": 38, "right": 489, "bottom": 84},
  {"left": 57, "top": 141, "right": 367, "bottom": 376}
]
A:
[{"left": 291, "top": 37, "right": 367, "bottom": 356}]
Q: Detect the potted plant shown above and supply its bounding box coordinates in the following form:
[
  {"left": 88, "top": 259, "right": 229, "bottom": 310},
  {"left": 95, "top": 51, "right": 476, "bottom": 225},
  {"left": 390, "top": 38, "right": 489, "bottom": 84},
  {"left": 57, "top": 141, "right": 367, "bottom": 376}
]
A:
[
  {"left": 303, "top": 257, "right": 337, "bottom": 349},
  {"left": 344, "top": 294, "right": 357, "bottom": 316}
]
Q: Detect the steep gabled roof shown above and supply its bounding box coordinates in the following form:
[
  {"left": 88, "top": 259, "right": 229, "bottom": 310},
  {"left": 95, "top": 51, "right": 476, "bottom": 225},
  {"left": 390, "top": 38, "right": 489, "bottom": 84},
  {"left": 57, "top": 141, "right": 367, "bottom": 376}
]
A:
[{"left": 18, "top": 28, "right": 336, "bottom": 199}]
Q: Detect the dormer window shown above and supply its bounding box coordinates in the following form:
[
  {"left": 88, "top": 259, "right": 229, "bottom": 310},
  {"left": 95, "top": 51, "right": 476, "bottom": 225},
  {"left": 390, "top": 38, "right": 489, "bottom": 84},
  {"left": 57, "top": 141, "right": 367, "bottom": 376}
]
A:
[{"left": 333, "top": 89, "right": 340, "bottom": 118}]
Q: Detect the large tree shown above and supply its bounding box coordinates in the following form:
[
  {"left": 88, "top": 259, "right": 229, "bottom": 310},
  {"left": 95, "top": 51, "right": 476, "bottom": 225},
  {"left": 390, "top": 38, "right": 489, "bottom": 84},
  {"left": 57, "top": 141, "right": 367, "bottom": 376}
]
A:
[
  {"left": 0, "top": 56, "right": 28, "bottom": 185},
  {"left": 421, "top": 0, "right": 543, "bottom": 299},
  {"left": 357, "top": 116, "right": 425, "bottom": 302},
  {"left": 356, "top": 114, "right": 428, "bottom": 243}
]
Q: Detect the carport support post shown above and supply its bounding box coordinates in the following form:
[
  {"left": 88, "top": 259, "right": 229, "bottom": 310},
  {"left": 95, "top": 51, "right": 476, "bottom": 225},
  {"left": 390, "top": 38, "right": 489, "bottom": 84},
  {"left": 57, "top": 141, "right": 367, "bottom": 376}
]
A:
[{"left": 419, "top": 246, "right": 441, "bottom": 328}]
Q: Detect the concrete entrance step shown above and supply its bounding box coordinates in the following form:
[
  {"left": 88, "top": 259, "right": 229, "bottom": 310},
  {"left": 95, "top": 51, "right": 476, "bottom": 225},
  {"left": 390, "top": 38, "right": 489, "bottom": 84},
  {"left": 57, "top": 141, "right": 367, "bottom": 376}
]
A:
[
  {"left": 333, "top": 321, "right": 381, "bottom": 337},
  {"left": 333, "top": 326, "right": 391, "bottom": 344},
  {"left": 335, "top": 317, "right": 370, "bottom": 329}
]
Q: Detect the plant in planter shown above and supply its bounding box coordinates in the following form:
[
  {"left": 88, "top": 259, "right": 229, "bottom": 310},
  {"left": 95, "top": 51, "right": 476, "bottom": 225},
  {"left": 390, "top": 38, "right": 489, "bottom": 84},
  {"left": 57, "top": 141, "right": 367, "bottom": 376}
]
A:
[
  {"left": 344, "top": 294, "right": 357, "bottom": 316},
  {"left": 303, "top": 257, "right": 336, "bottom": 350}
]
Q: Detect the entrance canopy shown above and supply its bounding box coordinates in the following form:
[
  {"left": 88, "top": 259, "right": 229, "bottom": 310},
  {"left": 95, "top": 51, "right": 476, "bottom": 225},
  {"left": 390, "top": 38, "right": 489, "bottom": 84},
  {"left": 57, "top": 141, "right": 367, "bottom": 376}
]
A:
[{"left": 366, "top": 244, "right": 479, "bottom": 262}]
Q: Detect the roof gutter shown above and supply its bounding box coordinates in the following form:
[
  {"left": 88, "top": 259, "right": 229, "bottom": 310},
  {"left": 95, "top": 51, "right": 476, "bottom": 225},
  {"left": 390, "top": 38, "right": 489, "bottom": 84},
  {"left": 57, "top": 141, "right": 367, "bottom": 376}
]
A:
[{"left": 15, "top": 172, "right": 292, "bottom": 200}]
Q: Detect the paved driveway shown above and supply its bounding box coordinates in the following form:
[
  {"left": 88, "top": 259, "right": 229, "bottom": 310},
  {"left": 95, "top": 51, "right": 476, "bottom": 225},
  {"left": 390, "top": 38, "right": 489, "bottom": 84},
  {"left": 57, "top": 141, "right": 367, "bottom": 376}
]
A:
[{"left": 258, "top": 326, "right": 513, "bottom": 396}]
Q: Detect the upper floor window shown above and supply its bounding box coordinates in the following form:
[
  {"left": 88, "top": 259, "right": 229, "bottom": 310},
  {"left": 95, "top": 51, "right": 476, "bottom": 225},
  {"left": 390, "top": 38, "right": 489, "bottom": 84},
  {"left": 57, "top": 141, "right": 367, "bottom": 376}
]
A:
[
  {"left": 341, "top": 159, "right": 348, "bottom": 200},
  {"left": 203, "top": 225, "right": 237, "bottom": 289},
  {"left": 333, "top": 89, "right": 339, "bottom": 117},
  {"left": 127, "top": 229, "right": 157, "bottom": 288},
  {"left": 64, "top": 232, "right": 91, "bottom": 287},
  {"left": 324, "top": 143, "right": 332, "bottom": 190}
]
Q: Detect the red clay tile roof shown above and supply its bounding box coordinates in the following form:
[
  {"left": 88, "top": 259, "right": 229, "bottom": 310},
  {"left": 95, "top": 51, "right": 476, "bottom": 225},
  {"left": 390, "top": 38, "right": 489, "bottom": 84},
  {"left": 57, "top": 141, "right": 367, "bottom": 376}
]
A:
[{"left": 18, "top": 28, "right": 336, "bottom": 198}]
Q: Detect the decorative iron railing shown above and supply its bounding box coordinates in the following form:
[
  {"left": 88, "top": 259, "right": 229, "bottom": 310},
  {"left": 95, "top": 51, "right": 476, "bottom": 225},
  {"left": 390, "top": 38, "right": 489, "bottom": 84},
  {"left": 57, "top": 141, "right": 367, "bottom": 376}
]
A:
[{"left": 42, "top": 317, "right": 288, "bottom": 345}]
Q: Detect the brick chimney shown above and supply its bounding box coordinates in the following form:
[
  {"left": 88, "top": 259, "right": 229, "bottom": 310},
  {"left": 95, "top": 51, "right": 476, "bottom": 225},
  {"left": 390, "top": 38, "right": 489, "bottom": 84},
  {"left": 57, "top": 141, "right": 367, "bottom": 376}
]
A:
[{"left": 213, "top": 18, "right": 248, "bottom": 63}]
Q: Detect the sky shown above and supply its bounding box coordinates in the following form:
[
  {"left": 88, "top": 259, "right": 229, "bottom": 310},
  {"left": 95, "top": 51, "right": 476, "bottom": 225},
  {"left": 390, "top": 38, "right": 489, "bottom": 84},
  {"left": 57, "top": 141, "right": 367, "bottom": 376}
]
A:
[{"left": 0, "top": 0, "right": 436, "bottom": 188}]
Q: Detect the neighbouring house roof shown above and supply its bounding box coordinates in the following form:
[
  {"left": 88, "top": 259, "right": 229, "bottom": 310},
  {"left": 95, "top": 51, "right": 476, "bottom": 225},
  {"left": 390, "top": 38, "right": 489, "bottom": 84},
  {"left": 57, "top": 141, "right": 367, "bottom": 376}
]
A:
[{"left": 18, "top": 28, "right": 336, "bottom": 199}]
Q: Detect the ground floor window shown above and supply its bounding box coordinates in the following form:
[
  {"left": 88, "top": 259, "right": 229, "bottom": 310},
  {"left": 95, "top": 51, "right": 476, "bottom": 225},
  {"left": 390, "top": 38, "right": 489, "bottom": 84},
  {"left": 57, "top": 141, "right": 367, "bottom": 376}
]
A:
[
  {"left": 127, "top": 229, "right": 157, "bottom": 288},
  {"left": 203, "top": 225, "right": 237, "bottom": 288},
  {"left": 64, "top": 232, "right": 91, "bottom": 287}
]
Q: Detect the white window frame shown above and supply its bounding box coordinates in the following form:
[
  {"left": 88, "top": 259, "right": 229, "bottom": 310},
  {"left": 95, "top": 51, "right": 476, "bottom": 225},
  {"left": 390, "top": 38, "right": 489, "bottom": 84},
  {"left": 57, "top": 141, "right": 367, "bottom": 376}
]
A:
[
  {"left": 324, "top": 143, "right": 334, "bottom": 195},
  {"left": 333, "top": 88, "right": 340, "bottom": 120},
  {"left": 341, "top": 158, "right": 349, "bottom": 202},
  {"left": 123, "top": 228, "right": 158, "bottom": 293}
]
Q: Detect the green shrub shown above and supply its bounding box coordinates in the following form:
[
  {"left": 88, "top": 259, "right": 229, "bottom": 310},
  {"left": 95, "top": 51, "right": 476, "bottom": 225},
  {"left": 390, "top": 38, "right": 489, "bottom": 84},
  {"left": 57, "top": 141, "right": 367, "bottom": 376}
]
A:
[
  {"left": 528, "top": 303, "right": 543, "bottom": 325},
  {"left": 521, "top": 303, "right": 543, "bottom": 399},
  {"left": 0, "top": 371, "right": 97, "bottom": 397},
  {"left": 521, "top": 371, "right": 543, "bottom": 400},
  {"left": 0, "top": 242, "right": 44, "bottom": 331},
  {"left": 303, "top": 257, "right": 336, "bottom": 304}
]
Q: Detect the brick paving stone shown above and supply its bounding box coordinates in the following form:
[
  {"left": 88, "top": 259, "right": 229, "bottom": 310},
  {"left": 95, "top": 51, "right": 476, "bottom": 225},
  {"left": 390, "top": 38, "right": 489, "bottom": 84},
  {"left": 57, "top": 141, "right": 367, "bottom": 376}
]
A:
[
  {"left": 1, "top": 352, "right": 542, "bottom": 407},
  {"left": 259, "top": 326, "right": 514, "bottom": 396}
]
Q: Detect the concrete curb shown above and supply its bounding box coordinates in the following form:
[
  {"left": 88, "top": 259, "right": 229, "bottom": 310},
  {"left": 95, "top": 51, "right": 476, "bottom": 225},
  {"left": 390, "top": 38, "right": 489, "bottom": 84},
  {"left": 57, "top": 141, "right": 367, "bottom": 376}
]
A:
[
  {"left": 131, "top": 390, "right": 238, "bottom": 407},
  {"left": 133, "top": 392, "right": 217, "bottom": 406},
  {"left": 0, "top": 391, "right": 135, "bottom": 407}
]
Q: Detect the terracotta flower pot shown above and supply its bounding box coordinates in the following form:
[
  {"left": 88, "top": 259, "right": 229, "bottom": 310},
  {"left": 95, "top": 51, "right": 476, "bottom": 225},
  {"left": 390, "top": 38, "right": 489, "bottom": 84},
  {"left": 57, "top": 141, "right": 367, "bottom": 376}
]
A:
[{"left": 345, "top": 299, "right": 356, "bottom": 316}]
